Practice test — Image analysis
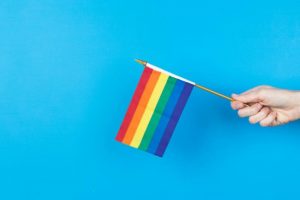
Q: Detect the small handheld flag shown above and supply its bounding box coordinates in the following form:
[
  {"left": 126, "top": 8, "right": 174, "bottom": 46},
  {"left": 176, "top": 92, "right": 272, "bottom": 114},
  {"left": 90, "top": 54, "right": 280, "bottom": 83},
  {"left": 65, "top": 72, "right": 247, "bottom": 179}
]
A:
[{"left": 116, "top": 59, "right": 233, "bottom": 157}]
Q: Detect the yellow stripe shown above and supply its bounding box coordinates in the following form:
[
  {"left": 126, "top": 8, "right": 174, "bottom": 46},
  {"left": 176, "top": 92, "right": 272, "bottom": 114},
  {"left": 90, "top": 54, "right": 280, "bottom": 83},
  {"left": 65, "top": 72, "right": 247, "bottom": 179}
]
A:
[{"left": 130, "top": 73, "right": 169, "bottom": 148}]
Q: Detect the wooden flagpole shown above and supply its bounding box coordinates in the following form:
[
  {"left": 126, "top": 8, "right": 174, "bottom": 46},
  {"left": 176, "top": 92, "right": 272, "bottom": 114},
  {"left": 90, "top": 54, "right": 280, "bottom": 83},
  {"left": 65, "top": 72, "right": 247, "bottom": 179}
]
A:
[{"left": 135, "top": 59, "right": 234, "bottom": 102}]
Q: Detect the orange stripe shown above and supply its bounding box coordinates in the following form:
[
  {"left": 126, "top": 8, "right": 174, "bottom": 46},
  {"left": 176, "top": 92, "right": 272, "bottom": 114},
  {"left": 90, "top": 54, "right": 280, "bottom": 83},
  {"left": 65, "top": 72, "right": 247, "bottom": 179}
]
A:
[{"left": 122, "top": 70, "right": 161, "bottom": 145}]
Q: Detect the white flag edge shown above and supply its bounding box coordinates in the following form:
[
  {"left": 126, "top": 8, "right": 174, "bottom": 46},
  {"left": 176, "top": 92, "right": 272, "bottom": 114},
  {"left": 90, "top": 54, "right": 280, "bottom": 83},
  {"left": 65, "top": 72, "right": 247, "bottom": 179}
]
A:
[{"left": 146, "top": 63, "right": 196, "bottom": 85}]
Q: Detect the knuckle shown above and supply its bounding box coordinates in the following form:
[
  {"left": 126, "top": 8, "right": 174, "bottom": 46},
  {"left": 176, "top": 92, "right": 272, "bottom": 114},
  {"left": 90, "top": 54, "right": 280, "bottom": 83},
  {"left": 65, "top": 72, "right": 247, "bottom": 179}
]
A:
[
  {"left": 261, "top": 107, "right": 269, "bottom": 115},
  {"left": 254, "top": 103, "right": 262, "bottom": 112},
  {"left": 249, "top": 104, "right": 261, "bottom": 115}
]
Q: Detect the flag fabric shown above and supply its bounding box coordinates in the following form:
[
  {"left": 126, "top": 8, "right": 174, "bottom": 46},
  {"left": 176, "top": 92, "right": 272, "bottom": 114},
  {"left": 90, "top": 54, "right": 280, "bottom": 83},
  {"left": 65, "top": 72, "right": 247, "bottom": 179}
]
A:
[{"left": 116, "top": 62, "right": 194, "bottom": 157}]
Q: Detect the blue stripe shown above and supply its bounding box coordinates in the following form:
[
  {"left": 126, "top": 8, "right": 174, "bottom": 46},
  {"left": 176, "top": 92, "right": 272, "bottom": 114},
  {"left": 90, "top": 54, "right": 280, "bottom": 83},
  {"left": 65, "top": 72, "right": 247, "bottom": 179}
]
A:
[
  {"left": 155, "top": 83, "right": 194, "bottom": 157},
  {"left": 146, "top": 80, "right": 185, "bottom": 154}
]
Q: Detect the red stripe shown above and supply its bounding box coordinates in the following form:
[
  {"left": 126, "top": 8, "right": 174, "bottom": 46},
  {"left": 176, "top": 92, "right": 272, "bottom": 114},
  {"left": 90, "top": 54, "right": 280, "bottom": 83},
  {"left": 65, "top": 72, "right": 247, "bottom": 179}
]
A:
[{"left": 115, "top": 67, "right": 153, "bottom": 142}]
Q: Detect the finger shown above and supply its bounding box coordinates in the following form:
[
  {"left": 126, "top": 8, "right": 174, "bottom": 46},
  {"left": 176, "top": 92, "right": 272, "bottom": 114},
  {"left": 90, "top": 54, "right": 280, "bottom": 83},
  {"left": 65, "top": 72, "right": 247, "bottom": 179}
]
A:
[
  {"left": 238, "top": 85, "right": 271, "bottom": 96},
  {"left": 260, "top": 112, "right": 277, "bottom": 127},
  {"left": 238, "top": 87, "right": 260, "bottom": 95},
  {"left": 248, "top": 107, "right": 271, "bottom": 124},
  {"left": 232, "top": 92, "right": 261, "bottom": 104},
  {"left": 238, "top": 103, "right": 263, "bottom": 118},
  {"left": 231, "top": 88, "right": 259, "bottom": 99},
  {"left": 231, "top": 101, "right": 246, "bottom": 110}
]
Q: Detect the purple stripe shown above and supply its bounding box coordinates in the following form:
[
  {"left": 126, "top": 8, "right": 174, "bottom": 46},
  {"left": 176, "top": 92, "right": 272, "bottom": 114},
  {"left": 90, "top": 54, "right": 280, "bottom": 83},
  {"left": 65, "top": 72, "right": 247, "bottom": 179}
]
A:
[
  {"left": 146, "top": 80, "right": 184, "bottom": 154},
  {"left": 155, "top": 83, "right": 193, "bottom": 157}
]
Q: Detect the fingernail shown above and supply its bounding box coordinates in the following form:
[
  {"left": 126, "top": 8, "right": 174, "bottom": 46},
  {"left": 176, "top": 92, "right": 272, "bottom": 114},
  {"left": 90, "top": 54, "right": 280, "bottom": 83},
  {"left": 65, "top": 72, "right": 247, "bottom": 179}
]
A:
[{"left": 232, "top": 94, "right": 241, "bottom": 100}]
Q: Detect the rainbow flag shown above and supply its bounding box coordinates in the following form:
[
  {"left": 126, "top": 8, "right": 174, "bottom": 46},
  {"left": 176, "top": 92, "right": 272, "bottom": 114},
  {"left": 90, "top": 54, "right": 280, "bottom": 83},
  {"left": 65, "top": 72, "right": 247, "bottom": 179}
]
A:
[{"left": 116, "top": 61, "right": 194, "bottom": 157}]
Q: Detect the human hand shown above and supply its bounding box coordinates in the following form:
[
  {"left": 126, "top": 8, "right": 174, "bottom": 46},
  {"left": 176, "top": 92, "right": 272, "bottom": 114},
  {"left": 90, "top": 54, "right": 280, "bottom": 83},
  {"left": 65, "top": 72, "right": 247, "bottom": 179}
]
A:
[{"left": 231, "top": 86, "right": 300, "bottom": 127}]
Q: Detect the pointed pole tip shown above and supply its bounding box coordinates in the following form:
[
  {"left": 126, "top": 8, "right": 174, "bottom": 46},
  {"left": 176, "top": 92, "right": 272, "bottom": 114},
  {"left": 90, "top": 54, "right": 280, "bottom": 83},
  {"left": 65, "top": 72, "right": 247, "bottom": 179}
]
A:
[{"left": 135, "top": 59, "right": 147, "bottom": 66}]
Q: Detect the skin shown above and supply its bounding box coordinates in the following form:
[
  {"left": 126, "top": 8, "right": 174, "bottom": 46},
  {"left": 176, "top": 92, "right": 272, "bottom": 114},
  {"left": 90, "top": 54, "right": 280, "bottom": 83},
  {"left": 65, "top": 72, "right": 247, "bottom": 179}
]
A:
[{"left": 231, "top": 86, "right": 300, "bottom": 127}]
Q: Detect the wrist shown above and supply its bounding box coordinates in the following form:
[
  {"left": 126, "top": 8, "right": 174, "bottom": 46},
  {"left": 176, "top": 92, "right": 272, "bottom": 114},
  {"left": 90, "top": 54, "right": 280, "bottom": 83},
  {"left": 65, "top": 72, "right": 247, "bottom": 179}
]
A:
[{"left": 291, "top": 91, "right": 300, "bottom": 120}]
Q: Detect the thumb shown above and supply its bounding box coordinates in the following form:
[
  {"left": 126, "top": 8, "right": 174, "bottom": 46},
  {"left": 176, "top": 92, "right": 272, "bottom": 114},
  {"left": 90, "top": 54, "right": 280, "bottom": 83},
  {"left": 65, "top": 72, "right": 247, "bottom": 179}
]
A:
[{"left": 232, "top": 92, "right": 261, "bottom": 103}]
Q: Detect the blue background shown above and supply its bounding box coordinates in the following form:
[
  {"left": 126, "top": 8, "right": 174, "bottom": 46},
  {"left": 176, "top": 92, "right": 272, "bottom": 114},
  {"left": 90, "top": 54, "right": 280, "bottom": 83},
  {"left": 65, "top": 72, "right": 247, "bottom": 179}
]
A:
[{"left": 1, "top": 1, "right": 300, "bottom": 199}]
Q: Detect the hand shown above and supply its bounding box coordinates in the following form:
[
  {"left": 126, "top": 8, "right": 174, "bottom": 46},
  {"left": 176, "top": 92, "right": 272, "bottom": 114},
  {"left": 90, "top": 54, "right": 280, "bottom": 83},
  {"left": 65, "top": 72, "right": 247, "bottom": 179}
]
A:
[{"left": 231, "top": 86, "right": 300, "bottom": 127}]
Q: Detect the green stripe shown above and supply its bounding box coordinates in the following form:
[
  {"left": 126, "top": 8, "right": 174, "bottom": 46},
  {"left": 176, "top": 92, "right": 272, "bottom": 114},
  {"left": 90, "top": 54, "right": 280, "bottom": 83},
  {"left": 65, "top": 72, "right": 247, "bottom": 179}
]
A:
[{"left": 139, "top": 77, "right": 177, "bottom": 151}]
